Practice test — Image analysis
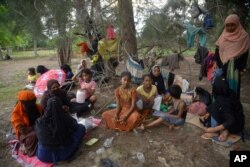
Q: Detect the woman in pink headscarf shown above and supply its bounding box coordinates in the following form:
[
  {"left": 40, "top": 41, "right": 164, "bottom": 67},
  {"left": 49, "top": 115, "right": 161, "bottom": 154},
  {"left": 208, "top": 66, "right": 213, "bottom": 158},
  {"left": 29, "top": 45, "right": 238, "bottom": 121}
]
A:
[{"left": 214, "top": 14, "right": 250, "bottom": 98}]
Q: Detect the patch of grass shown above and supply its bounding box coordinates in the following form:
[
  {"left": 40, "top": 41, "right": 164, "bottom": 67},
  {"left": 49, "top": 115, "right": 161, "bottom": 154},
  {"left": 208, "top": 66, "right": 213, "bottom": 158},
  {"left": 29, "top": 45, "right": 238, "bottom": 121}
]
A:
[
  {"left": 11, "top": 50, "right": 56, "bottom": 59},
  {"left": 0, "top": 84, "right": 23, "bottom": 102}
]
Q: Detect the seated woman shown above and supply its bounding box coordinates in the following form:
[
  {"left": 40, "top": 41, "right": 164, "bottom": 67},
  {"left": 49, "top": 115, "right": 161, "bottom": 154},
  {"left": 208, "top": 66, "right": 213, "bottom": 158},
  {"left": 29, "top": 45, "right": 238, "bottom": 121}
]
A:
[
  {"left": 61, "top": 64, "right": 74, "bottom": 81},
  {"left": 102, "top": 71, "right": 143, "bottom": 131},
  {"left": 11, "top": 90, "right": 44, "bottom": 156},
  {"left": 202, "top": 76, "right": 245, "bottom": 141},
  {"left": 150, "top": 65, "right": 166, "bottom": 95},
  {"left": 139, "top": 85, "right": 187, "bottom": 130},
  {"left": 35, "top": 97, "right": 86, "bottom": 163},
  {"left": 41, "top": 79, "right": 89, "bottom": 116},
  {"left": 136, "top": 74, "right": 162, "bottom": 112},
  {"left": 77, "top": 59, "right": 87, "bottom": 73}
]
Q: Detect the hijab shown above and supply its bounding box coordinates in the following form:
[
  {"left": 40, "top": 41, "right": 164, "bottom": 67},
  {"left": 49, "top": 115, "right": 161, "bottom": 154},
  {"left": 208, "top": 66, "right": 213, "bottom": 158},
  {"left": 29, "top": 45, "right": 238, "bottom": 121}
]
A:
[
  {"left": 215, "top": 14, "right": 250, "bottom": 64},
  {"left": 36, "top": 97, "right": 76, "bottom": 147},
  {"left": 150, "top": 65, "right": 166, "bottom": 94},
  {"left": 11, "top": 90, "right": 42, "bottom": 138}
]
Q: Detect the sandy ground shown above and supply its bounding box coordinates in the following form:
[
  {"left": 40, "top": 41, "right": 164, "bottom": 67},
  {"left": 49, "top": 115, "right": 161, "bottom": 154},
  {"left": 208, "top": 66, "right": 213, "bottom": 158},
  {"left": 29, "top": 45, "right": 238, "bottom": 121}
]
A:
[{"left": 0, "top": 55, "right": 249, "bottom": 167}]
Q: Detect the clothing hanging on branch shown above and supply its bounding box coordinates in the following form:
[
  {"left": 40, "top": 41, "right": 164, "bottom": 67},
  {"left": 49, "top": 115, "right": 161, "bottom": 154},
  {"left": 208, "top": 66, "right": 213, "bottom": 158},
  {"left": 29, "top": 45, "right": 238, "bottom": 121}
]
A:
[{"left": 184, "top": 22, "right": 207, "bottom": 48}]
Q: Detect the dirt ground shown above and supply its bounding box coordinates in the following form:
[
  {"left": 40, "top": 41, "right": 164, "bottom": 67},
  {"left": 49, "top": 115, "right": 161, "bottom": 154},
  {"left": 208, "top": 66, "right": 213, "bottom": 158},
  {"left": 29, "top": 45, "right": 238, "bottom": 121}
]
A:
[{"left": 0, "top": 55, "right": 249, "bottom": 167}]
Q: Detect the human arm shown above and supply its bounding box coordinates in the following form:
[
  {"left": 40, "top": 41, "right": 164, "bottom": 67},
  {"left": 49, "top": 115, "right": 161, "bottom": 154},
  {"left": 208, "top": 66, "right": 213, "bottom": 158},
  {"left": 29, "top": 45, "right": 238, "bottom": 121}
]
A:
[
  {"left": 72, "top": 70, "right": 82, "bottom": 82},
  {"left": 114, "top": 89, "right": 121, "bottom": 121},
  {"left": 167, "top": 101, "right": 186, "bottom": 119}
]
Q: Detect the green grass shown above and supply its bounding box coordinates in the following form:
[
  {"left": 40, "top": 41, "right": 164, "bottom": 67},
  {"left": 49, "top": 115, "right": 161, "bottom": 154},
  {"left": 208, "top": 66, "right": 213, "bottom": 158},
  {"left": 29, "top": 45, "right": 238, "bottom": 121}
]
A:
[
  {"left": 0, "top": 84, "right": 23, "bottom": 102},
  {"left": 11, "top": 49, "right": 56, "bottom": 59}
]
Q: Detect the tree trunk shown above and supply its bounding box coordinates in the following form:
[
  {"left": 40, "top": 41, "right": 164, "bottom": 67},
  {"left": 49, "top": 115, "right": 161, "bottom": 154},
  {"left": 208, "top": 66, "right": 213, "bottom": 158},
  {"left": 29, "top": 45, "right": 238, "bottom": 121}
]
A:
[
  {"left": 0, "top": 47, "right": 3, "bottom": 60},
  {"left": 57, "top": 37, "right": 72, "bottom": 66},
  {"left": 73, "top": 0, "right": 89, "bottom": 31},
  {"left": 33, "top": 40, "right": 38, "bottom": 56},
  {"left": 118, "top": 0, "right": 138, "bottom": 59}
]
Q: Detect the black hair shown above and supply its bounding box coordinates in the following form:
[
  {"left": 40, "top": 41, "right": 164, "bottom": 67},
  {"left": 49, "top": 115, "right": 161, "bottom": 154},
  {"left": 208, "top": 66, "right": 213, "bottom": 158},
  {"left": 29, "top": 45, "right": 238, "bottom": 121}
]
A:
[
  {"left": 142, "top": 73, "right": 152, "bottom": 80},
  {"left": 37, "top": 65, "right": 49, "bottom": 74},
  {"left": 60, "top": 64, "right": 72, "bottom": 73},
  {"left": 81, "top": 68, "right": 93, "bottom": 77},
  {"left": 121, "top": 71, "right": 132, "bottom": 80},
  {"left": 169, "top": 84, "right": 182, "bottom": 99},
  {"left": 28, "top": 67, "right": 36, "bottom": 75}
]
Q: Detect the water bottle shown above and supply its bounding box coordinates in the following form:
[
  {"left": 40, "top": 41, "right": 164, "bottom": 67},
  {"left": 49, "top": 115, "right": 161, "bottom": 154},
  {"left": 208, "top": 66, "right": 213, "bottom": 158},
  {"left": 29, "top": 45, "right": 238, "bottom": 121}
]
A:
[{"left": 76, "top": 89, "right": 86, "bottom": 103}]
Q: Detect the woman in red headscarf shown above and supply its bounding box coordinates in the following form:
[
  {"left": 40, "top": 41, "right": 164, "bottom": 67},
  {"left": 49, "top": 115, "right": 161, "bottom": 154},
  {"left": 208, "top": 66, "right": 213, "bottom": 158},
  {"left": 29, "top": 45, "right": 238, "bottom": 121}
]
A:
[
  {"left": 214, "top": 14, "right": 250, "bottom": 98},
  {"left": 11, "top": 90, "right": 44, "bottom": 156}
]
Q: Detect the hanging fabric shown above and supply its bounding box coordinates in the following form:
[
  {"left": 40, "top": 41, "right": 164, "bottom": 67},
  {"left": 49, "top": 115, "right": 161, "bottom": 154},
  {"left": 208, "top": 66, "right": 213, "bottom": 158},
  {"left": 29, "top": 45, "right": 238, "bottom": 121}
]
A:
[
  {"left": 184, "top": 22, "right": 207, "bottom": 47},
  {"left": 106, "top": 24, "right": 116, "bottom": 40}
]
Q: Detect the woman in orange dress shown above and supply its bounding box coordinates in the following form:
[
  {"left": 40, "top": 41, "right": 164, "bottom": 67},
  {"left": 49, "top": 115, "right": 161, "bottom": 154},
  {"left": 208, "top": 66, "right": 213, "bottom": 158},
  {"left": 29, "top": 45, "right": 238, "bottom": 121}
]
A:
[
  {"left": 102, "top": 71, "right": 143, "bottom": 131},
  {"left": 11, "top": 90, "right": 44, "bottom": 156}
]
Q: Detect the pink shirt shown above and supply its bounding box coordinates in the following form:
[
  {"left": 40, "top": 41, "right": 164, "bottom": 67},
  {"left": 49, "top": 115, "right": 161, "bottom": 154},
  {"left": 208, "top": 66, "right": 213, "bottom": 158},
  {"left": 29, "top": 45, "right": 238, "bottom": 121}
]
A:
[{"left": 79, "top": 79, "right": 97, "bottom": 98}]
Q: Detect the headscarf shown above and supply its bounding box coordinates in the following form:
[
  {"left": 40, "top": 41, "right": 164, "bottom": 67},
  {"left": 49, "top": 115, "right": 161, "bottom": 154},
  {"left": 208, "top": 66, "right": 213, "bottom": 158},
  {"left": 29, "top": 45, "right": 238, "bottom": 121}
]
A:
[
  {"left": 47, "top": 79, "right": 60, "bottom": 90},
  {"left": 11, "top": 90, "right": 43, "bottom": 138},
  {"left": 150, "top": 65, "right": 166, "bottom": 94},
  {"left": 36, "top": 97, "right": 77, "bottom": 147},
  {"left": 215, "top": 14, "right": 250, "bottom": 64}
]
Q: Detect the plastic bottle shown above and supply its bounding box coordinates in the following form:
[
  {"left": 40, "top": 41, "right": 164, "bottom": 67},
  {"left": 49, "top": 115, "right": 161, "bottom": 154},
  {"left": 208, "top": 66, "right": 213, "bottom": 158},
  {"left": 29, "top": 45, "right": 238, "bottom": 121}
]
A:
[{"left": 76, "top": 89, "right": 86, "bottom": 103}]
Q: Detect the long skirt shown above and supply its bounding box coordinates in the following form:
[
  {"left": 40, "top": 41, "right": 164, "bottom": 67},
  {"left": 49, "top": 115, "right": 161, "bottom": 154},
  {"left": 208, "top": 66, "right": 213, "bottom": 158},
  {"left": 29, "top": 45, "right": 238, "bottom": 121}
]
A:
[{"left": 36, "top": 125, "right": 85, "bottom": 163}]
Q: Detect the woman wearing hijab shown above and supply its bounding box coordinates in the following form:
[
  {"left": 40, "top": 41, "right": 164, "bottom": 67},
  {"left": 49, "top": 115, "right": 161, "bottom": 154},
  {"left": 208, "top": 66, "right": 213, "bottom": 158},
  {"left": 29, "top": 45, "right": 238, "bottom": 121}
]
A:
[
  {"left": 150, "top": 65, "right": 166, "bottom": 95},
  {"left": 202, "top": 76, "right": 245, "bottom": 141},
  {"left": 11, "top": 90, "right": 44, "bottom": 156},
  {"left": 35, "top": 97, "right": 86, "bottom": 163},
  {"left": 214, "top": 14, "right": 250, "bottom": 98},
  {"left": 41, "top": 79, "right": 89, "bottom": 116}
]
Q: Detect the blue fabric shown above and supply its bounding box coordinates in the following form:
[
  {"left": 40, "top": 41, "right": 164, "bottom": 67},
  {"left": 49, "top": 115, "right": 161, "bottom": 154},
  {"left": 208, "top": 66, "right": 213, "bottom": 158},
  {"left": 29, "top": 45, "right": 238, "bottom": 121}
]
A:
[
  {"left": 152, "top": 110, "right": 185, "bottom": 126},
  {"left": 36, "top": 124, "right": 85, "bottom": 163},
  {"left": 184, "top": 22, "right": 206, "bottom": 47},
  {"left": 211, "top": 116, "right": 218, "bottom": 127},
  {"left": 212, "top": 68, "right": 223, "bottom": 84}
]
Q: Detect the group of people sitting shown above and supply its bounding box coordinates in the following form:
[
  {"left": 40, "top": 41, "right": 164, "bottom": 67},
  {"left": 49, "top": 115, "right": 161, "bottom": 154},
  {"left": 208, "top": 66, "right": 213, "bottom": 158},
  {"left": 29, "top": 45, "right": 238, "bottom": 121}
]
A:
[{"left": 9, "top": 14, "right": 248, "bottom": 164}]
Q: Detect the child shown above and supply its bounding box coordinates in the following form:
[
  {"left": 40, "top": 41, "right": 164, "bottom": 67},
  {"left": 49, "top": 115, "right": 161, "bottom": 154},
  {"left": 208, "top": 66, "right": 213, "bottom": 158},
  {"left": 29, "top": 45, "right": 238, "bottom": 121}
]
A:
[
  {"left": 72, "top": 68, "right": 97, "bottom": 106},
  {"left": 27, "top": 67, "right": 38, "bottom": 84},
  {"left": 136, "top": 74, "right": 162, "bottom": 112},
  {"left": 139, "top": 84, "right": 187, "bottom": 130},
  {"left": 102, "top": 71, "right": 143, "bottom": 131},
  {"left": 77, "top": 59, "right": 87, "bottom": 73}
]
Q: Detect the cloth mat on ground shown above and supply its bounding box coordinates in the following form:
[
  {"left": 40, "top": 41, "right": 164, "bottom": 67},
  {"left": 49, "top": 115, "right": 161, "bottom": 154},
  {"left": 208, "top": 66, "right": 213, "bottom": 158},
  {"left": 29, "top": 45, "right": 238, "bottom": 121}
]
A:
[
  {"left": 186, "top": 112, "right": 241, "bottom": 147},
  {"left": 8, "top": 139, "right": 53, "bottom": 167}
]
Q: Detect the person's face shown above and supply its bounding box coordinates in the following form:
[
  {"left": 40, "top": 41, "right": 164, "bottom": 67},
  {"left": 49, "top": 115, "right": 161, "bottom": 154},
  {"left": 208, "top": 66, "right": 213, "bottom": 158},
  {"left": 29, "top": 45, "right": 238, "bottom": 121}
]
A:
[
  {"left": 143, "top": 76, "right": 152, "bottom": 88},
  {"left": 50, "top": 83, "right": 60, "bottom": 90},
  {"left": 121, "top": 76, "right": 130, "bottom": 88},
  {"left": 153, "top": 67, "right": 160, "bottom": 77},
  {"left": 225, "top": 23, "right": 237, "bottom": 33},
  {"left": 82, "top": 61, "right": 86, "bottom": 66},
  {"left": 81, "top": 73, "right": 91, "bottom": 81}
]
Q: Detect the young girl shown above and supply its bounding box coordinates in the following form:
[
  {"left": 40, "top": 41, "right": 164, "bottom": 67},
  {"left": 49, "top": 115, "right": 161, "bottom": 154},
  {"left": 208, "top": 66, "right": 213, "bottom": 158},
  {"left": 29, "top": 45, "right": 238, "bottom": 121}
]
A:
[
  {"left": 27, "top": 67, "right": 38, "bottom": 84},
  {"left": 139, "top": 84, "right": 187, "bottom": 130},
  {"left": 136, "top": 74, "right": 162, "bottom": 112},
  {"left": 72, "top": 68, "right": 97, "bottom": 106},
  {"left": 102, "top": 71, "right": 143, "bottom": 131}
]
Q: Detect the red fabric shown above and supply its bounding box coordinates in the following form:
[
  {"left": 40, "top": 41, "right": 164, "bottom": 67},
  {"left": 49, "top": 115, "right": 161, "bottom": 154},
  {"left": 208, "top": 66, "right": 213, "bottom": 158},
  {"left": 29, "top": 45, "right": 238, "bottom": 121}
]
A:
[
  {"left": 106, "top": 24, "right": 116, "bottom": 40},
  {"left": 207, "top": 52, "right": 214, "bottom": 81},
  {"left": 77, "top": 42, "right": 89, "bottom": 53}
]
